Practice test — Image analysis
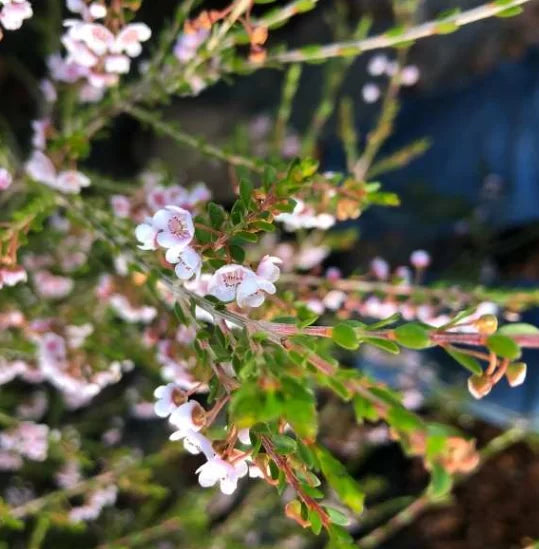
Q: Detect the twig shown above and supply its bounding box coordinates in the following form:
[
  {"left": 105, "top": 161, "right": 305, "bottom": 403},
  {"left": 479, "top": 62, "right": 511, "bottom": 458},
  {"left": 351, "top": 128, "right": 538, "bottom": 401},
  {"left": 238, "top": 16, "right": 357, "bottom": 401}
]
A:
[{"left": 265, "top": 0, "right": 532, "bottom": 64}]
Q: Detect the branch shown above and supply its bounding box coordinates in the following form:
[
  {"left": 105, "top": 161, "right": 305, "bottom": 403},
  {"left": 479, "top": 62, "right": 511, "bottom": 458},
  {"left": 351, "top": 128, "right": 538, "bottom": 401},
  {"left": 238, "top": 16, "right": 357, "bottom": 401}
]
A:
[
  {"left": 264, "top": 0, "right": 532, "bottom": 65},
  {"left": 126, "top": 105, "right": 264, "bottom": 173}
]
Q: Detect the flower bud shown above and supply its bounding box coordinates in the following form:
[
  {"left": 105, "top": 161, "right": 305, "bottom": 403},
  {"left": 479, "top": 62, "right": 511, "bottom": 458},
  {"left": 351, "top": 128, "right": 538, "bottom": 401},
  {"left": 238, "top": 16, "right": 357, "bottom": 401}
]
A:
[
  {"left": 251, "top": 26, "right": 268, "bottom": 46},
  {"left": 505, "top": 362, "right": 527, "bottom": 387},
  {"left": 473, "top": 314, "right": 498, "bottom": 335},
  {"left": 467, "top": 375, "right": 492, "bottom": 399}
]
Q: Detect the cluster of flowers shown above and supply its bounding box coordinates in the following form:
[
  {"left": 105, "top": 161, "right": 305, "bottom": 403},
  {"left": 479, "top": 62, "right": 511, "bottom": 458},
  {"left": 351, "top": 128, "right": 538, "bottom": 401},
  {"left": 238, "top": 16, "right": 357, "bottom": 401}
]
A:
[
  {"left": 0, "top": 313, "right": 132, "bottom": 409},
  {"left": 0, "top": 0, "right": 32, "bottom": 38},
  {"left": 362, "top": 54, "right": 420, "bottom": 103},
  {"left": 49, "top": 0, "right": 151, "bottom": 101},
  {"left": 0, "top": 421, "right": 49, "bottom": 471},
  {"left": 154, "top": 383, "right": 264, "bottom": 494},
  {"left": 135, "top": 203, "right": 282, "bottom": 309}
]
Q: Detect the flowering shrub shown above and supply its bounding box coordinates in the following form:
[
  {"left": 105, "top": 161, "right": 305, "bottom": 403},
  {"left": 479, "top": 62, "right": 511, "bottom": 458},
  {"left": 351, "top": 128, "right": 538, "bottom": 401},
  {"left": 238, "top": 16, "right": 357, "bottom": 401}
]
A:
[{"left": 0, "top": 0, "right": 538, "bottom": 547}]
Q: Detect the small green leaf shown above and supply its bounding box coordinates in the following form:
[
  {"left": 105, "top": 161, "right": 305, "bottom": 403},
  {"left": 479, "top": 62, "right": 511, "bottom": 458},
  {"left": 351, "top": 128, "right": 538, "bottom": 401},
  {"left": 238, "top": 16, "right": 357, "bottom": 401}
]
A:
[
  {"left": 324, "top": 505, "right": 350, "bottom": 526},
  {"left": 444, "top": 348, "right": 483, "bottom": 375},
  {"left": 271, "top": 434, "right": 298, "bottom": 455},
  {"left": 207, "top": 202, "right": 226, "bottom": 229},
  {"left": 428, "top": 463, "right": 453, "bottom": 499},
  {"left": 362, "top": 337, "right": 400, "bottom": 355},
  {"left": 309, "top": 509, "right": 322, "bottom": 534},
  {"left": 239, "top": 179, "right": 253, "bottom": 206},
  {"left": 393, "top": 323, "right": 431, "bottom": 349},
  {"left": 332, "top": 324, "right": 360, "bottom": 350},
  {"left": 486, "top": 334, "right": 522, "bottom": 360},
  {"left": 498, "top": 323, "right": 539, "bottom": 335}
]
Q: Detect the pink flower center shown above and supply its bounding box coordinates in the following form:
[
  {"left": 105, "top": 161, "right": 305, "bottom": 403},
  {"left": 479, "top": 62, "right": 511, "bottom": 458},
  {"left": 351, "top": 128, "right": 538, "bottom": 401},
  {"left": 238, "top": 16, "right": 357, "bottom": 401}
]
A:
[
  {"left": 222, "top": 271, "right": 244, "bottom": 288},
  {"left": 168, "top": 216, "right": 189, "bottom": 238}
]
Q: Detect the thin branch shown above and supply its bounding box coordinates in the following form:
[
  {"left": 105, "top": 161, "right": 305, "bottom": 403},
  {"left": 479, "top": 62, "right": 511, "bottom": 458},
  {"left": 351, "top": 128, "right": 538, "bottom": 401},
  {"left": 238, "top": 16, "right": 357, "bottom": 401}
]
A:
[{"left": 264, "top": 0, "right": 532, "bottom": 65}]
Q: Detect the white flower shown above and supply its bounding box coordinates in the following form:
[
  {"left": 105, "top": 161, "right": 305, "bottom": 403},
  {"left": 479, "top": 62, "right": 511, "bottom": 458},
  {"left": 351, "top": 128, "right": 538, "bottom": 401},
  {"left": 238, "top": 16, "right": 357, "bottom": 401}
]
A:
[
  {"left": 401, "top": 65, "right": 420, "bottom": 86},
  {"left": 169, "top": 400, "right": 206, "bottom": 436},
  {"left": 173, "top": 29, "right": 208, "bottom": 63},
  {"left": 62, "top": 35, "right": 99, "bottom": 67},
  {"left": 153, "top": 383, "right": 186, "bottom": 418},
  {"left": 135, "top": 217, "right": 158, "bottom": 250},
  {"left": 111, "top": 23, "right": 151, "bottom": 57},
  {"left": 89, "top": 3, "right": 107, "bottom": 19},
  {"left": 410, "top": 249, "right": 430, "bottom": 269},
  {"left": 55, "top": 170, "right": 91, "bottom": 193},
  {"left": 0, "top": 266, "right": 27, "bottom": 287},
  {"left": 31, "top": 119, "right": 50, "bottom": 150},
  {"left": 152, "top": 206, "right": 195, "bottom": 249},
  {"left": 236, "top": 275, "right": 276, "bottom": 308},
  {"left": 72, "top": 23, "right": 114, "bottom": 55},
  {"left": 40, "top": 79, "right": 57, "bottom": 103},
  {"left": 182, "top": 430, "right": 215, "bottom": 459},
  {"left": 208, "top": 265, "right": 273, "bottom": 306},
  {"left": 362, "top": 83, "right": 380, "bottom": 103},
  {"left": 256, "top": 255, "right": 281, "bottom": 283},
  {"left": 0, "top": 1, "right": 32, "bottom": 31},
  {"left": 110, "top": 194, "right": 130, "bottom": 218},
  {"left": 368, "top": 54, "right": 389, "bottom": 76},
  {"left": 323, "top": 290, "right": 346, "bottom": 311},
  {"left": 165, "top": 246, "right": 201, "bottom": 281},
  {"left": 104, "top": 54, "right": 130, "bottom": 74},
  {"left": 0, "top": 168, "right": 12, "bottom": 190},
  {"left": 25, "top": 151, "right": 57, "bottom": 186},
  {"left": 196, "top": 456, "right": 248, "bottom": 495},
  {"left": 237, "top": 428, "right": 251, "bottom": 445}
]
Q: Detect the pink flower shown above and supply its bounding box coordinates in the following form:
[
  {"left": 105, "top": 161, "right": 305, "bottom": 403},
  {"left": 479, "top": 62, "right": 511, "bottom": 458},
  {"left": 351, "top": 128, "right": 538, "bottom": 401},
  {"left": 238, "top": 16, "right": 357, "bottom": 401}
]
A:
[
  {"left": 165, "top": 246, "right": 201, "bottom": 280},
  {"left": 401, "top": 65, "right": 420, "bottom": 86},
  {"left": 25, "top": 151, "right": 57, "bottom": 186},
  {"left": 362, "top": 83, "right": 380, "bottom": 103},
  {"left": 0, "top": 265, "right": 27, "bottom": 287},
  {"left": 236, "top": 275, "right": 276, "bottom": 308},
  {"left": 153, "top": 205, "right": 195, "bottom": 249},
  {"left": 110, "top": 194, "right": 131, "bottom": 218},
  {"left": 111, "top": 23, "right": 151, "bottom": 57},
  {"left": 368, "top": 54, "right": 389, "bottom": 76},
  {"left": 370, "top": 257, "right": 389, "bottom": 280},
  {"left": 135, "top": 217, "right": 158, "bottom": 250},
  {"left": 34, "top": 271, "right": 74, "bottom": 299},
  {"left": 256, "top": 255, "right": 282, "bottom": 283},
  {"left": 55, "top": 170, "right": 91, "bottom": 193},
  {"left": 410, "top": 249, "right": 430, "bottom": 269},
  {"left": 207, "top": 265, "right": 254, "bottom": 303},
  {"left": 72, "top": 23, "right": 114, "bottom": 55},
  {"left": 0, "top": 167, "right": 12, "bottom": 190},
  {"left": 0, "top": 1, "right": 32, "bottom": 31}
]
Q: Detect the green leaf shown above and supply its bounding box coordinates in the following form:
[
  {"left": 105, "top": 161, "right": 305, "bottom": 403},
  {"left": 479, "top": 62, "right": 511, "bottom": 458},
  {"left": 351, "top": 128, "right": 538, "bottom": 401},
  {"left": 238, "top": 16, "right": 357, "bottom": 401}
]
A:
[
  {"left": 365, "top": 313, "right": 401, "bottom": 330},
  {"left": 444, "top": 348, "right": 483, "bottom": 375},
  {"left": 332, "top": 324, "right": 360, "bottom": 350},
  {"left": 316, "top": 447, "right": 365, "bottom": 513},
  {"left": 229, "top": 244, "right": 246, "bottom": 263},
  {"left": 207, "top": 202, "right": 226, "bottom": 229},
  {"left": 498, "top": 323, "right": 539, "bottom": 335},
  {"left": 239, "top": 179, "right": 253, "bottom": 206},
  {"left": 324, "top": 506, "right": 350, "bottom": 526},
  {"left": 309, "top": 509, "right": 322, "bottom": 535},
  {"left": 271, "top": 434, "right": 297, "bottom": 455},
  {"left": 362, "top": 337, "right": 400, "bottom": 355},
  {"left": 428, "top": 463, "right": 453, "bottom": 500},
  {"left": 393, "top": 323, "right": 431, "bottom": 349},
  {"left": 353, "top": 395, "right": 379, "bottom": 423},
  {"left": 387, "top": 406, "right": 424, "bottom": 432},
  {"left": 486, "top": 334, "right": 522, "bottom": 360}
]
